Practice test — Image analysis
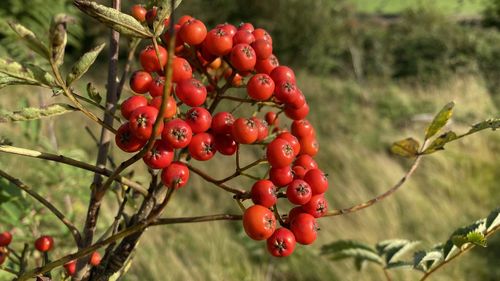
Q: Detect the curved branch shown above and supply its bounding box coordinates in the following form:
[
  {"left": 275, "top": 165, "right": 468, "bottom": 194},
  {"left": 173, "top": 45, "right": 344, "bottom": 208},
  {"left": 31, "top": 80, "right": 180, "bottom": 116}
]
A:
[
  {"left": 186, "top": 164, "right": 246, "bottom": 195},
  {"left": 0, "top": 145, "right": 147, "bottom": 195},
  {"left": 325, "top": 155, "right": 423, "bottom": 217},
  {"left": 0, "top": 169, "right": 81, "bottom": 245}
]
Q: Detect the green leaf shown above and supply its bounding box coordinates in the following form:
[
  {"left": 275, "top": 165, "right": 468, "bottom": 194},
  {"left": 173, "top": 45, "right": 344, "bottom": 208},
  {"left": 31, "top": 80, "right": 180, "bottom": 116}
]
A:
[
  {"left": 376, "top": 239, "right": 421, "bottom": 264},
  {"left": 73, "top": 0, "right": 153, "bottom": 38},
  {"left": 413, "top": 250, "right": 443, "bottom": 272},
  {"left": 322, "top": 240, "right": 383, "bottom": 265},
  {"left": 425, "top": 102, "right": 454, "bottom": 140},
  {"left": 0, "top": 59, "right": 56, "bottom": 88},
  {"left": 7, "top": 21, "right": 50, "bottom": 58},
  {"left": 66, "top": 43, "right": 105, "bottom": 85},
  {"left": 50, "top": 14, "right": 74, "bottom": 66},
  {"left": 422, "top": 131, "right": 458, "bottom": 154},
  {"left": 486, "top": 208, "right": 500, "bottom": 232},
  {"left": 468, "top": 118, "right": 500, "bottom": 134},
  {"left": 353, "top": 257, "right": 365, "bottom": 271},
  {"left": 385, "top": 261, "right": 414, "bottom": 270},
  {"left": 153, "top": 0, "right": 182, "bottom": 36},
  {"left": 0, "top": 103, "right": 77, "bottom": 122},
  {"left": 452, "top": 231, "right": 487, "bottom": 248},
  {"left": 86, "top": 82, "right": 102, "bottom": 104},
  {"left": 27, "top": 65, "right": 57, "bottom": 87},
  {"left": 390, "top": 137, "right": 420, "bottom": 157}
]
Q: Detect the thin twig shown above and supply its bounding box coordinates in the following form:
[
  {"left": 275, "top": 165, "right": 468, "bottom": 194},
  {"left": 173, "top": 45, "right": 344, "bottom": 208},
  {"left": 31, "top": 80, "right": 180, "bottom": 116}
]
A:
[
  {"left": 152, "top": 213, "right": 242, "bottom": 225},
  {"left": 0, "top": 169, "right": 81, "bottom": 245},
  {"left": 186, "top": 164, "right": 246, "bottom": 195},
  {"left": 0, "top": 145, "right": 147, "bottom": 195},
  {"left": 0, "top": 266, "right": 18, "bottom": 276},
  {"left": 325, "top": 154, "right": 423, "bottom": 217}
]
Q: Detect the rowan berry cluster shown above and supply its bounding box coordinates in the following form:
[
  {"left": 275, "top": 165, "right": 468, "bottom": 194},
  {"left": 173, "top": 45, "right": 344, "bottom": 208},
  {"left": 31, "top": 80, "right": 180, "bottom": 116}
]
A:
[{"left": 119, "top": 5, "right": 329, "bottom": 257}]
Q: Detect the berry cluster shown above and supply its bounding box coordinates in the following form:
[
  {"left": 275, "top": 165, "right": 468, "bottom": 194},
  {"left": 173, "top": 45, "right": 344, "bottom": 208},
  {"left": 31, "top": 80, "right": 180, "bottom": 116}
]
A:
[
  {"left": 117, "top": 5, "right": 329, "bottom": 257},
  {"left": 0, "top": 231, "right": 101, "bottom": 276}
]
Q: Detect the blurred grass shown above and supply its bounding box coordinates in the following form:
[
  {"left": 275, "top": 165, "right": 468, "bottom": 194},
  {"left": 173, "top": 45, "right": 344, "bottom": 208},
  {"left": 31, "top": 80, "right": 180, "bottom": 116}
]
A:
[
  {"left": 351, "top": 0, "right": 484, "bottom": 15},
  {"left": 1, "top": 73, "right": 498, "bottom": 280}
]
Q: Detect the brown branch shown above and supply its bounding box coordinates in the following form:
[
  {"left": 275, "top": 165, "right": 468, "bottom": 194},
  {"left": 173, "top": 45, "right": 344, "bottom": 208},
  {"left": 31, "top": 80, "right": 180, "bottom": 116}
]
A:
[
  {"left": 0, "top": 169, "right": 81, "bottom": 245},
  {"left": 152, "top": 213, "right": 242, "bottom": 225},
  {"left": 0, "top": 145, "right": 147, "bottom": 195},
  {"left": 186, "top": 164, "right": 246, "bottom": 195},
  {"left": 117, "top": 38, "right": 140, "bottom": 100},
  {"left": 325, "top": 155, "right": 423, "bottom": 217}
]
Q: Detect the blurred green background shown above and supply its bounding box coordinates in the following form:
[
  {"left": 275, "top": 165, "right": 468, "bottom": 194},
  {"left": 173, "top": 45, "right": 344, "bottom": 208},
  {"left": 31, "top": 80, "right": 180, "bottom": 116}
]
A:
[{"left": 0, "top": 0, "right": 499, "bottom": 280}]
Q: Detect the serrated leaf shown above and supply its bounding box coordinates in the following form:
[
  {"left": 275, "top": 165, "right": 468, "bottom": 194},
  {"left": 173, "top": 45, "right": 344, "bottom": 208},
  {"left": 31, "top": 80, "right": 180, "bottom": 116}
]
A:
[
  {"left": 425, "top": 102, "right": 454, "bottom": 140},
  {"left": 486, "top": 208, "right": 500, "bottom": 232},
  {"left": 322, "top": 240, "right": 383, "bottom": 265},
  {"left": 452, "top": 232, "right": 487, "bottom": 248},
  {"left": 390, "top": 137, "right": 420, "bottom": 157},
  {"left": 468, "top": 118, "right": 500, "bottom": 134},
  {"left": 0, "top": 103, "right": 77, "bottom": 122},
  {"left": 67, "top": 43, "right": 105, "bottom": 85},
  {"left": 153, "top": 0, "right": 182, "bottom": 36},
  {"left": 7, "top": 21, "right": 50, "bottom": 58},
  {"left": 86, "top": 83, "right": 102, "bottom": 104},
  {"left": 378, "top": 240, "right": 421, "bottom": 264},
  {"left": 73, "top": 0, "right": 153, "bottom": 38},
  {"left": 414, "top": 250, "right": 443, "bottom": 272},
  {"left": 322, "top": 240, "right": 377, "bottom": 254},
  {"left": 422, "top": 131, "right": 457, "bottom": 154}
]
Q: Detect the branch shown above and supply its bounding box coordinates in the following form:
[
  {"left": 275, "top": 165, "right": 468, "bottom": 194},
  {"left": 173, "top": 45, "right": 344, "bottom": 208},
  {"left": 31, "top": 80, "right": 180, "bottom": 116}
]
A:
[
  {"left": 0, "top": 145, "right": 147, "bottom": 195},
  {"left": 186, "top": 164, "right": 246, "bottom": 195},
  {"left": 419, "top": 224, "right": 500, "bottom": 281},
  {"left": 0, "top": 168, "right": 81, "bottom": 245},
  {"left": 325, "top": 154, "right": 423, "bottom": 217},
  {"left": 152, "top": 213, "right": 242, "bottom": 225}
]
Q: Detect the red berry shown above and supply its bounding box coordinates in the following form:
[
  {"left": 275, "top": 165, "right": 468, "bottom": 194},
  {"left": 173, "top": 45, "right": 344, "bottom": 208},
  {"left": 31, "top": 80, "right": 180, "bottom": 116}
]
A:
[
  {"left": 185, "top": 107, "right": 212, "bottom": 134},
  {"left": 233, "top": 30, "right": 255, "bottom": 45},
  {"left": 180, "top": 19, "right": 207, "bottom": 45},
  {"left": 303, "top": 194, "right": 328, "bottom": 218},
  {"left": 140, "top": 45, "right": 167, "bottom": 73},
  {"left": 269, "top": 166, "right": 294, "bottom": 187},
  {"left": 299, "top": 135, "right": 319, "bottom": 157},
  {"left": 243, "top": 205, "right": 276, "bottom": 241},
  {"left": 149, "top": 76, "right": 165, "bottom": 97},
  {"left": 277, "top": 132, "right": 300, "bottom": 156},
  {"left": 232, "top": 118, "right": 259, "bottom": 144},
  {"left": 253, "top": 28, "right": 273, "bottom": 44},
  {"left": 211, "top": 112, "right": 234, "bottom": 134},
  {"left": 265, "top": 111, "right": 279, "bottom": 127},
  {"left": 291, "top": 119, "right": 314, "bottom": 138},
  {"left": 251, "top": 117, "right": 269, "bottom": 142},
  {"left": 287, "top": 206, "right": 304, "bottom": 223},
  {"left": 290, "top": 213, "right": 318, "bottom": 245},
  {"left": 286, "top": 179, "right": 312, "bottom": 205},
  {"left": 275, "top": 81, "right": 299, "bottom": 104},
  {"left": 0, "top": 231, "right": 12, "bottom": 247},
  {"left": 247, "top": 74, "right": 275, "bottom": 101},
  {"left": 145, "top": 7, "right": 157, "bottom": 27},
  {"left": 34, "top": 235, "right": 54, "bottom": 252},
  {"left": 129, "top": 106, "right": 163, "bottom": 140},
  {"left": 131, "top": 5, "right": 147, "bottom": 22},
  {"left": 130, "top": 71, "right": 153, "bottom": 94},
  {"left": 251, "top": 180, "right": 277, "bottom": 208},
  {"left": 214, "top": 134, "right": 238, "bottom": 155},
  {"left": 115, "top": 123, "right": 147, "bottom": 152},
  {"left": 90, "top": 251, "right": 101, "bottom": 266},
  {"left": 294, "top": 154, "right": 318, "bottom": 171},
  {"left": 177, "top": 15, "right": 193, "bottom": 26},
  {"left": 266, "top": 228, "right": 296, "bottom": 257},
  {"left": 188, "top": 133, "right": 216, "bottom": 161},
  {"left": 175, "top": 78, "right": 207, "bottom": 107},
  {"left": 143, "top": 140, "right": 174, "bottom": 169},
  {"left": 161, "top": 161, "right": 190, "bottom": 189},
  {"left": 266, "top": 138, "right": 295, "bottom": 168},
  {"left": 238, "top": 22, "right": 254, "bottom": 32},
  {"left": 205, "top": 28, "right": 233, "bottom": 56},
  {"left": 284, "top": 102, "right": 309, "bottom": 120},
  {"left": 216, "top": 23, "right": 237, "bottom": 37},
  {"left": 149, "top": 96, "right": 177, "bottom": 119},
  {"left": 252, "top": 39, "right": 273, "bottom": 59},
  {"left": 288, "top": 89, "right": 306, "bottom": 109},
  {"left": 172, "top": 57, "right": 193, "bottom": 83},
  {"left": 162, "top": 118, "right": 192, "bottom": 149},
  {"left": 304, "top": 169, "right": 329, "bottom": 195},
  {"left": 64, "top": 260, "right": 76, "bottom": 276},
  {"left": 270, "top": 66, "right": 296, "bottom": 84},
  {"left": 292, "top": 165, "right": 307, "bottom": 179},
  {"left": 121, "top": 95, "right": 148, "bottom": 119},
  {"left": 256, "top": 54, "right": 279, "bottom": 74},
  {"left": 230, "top": 44, "right": 256, "bottom": 72}
]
